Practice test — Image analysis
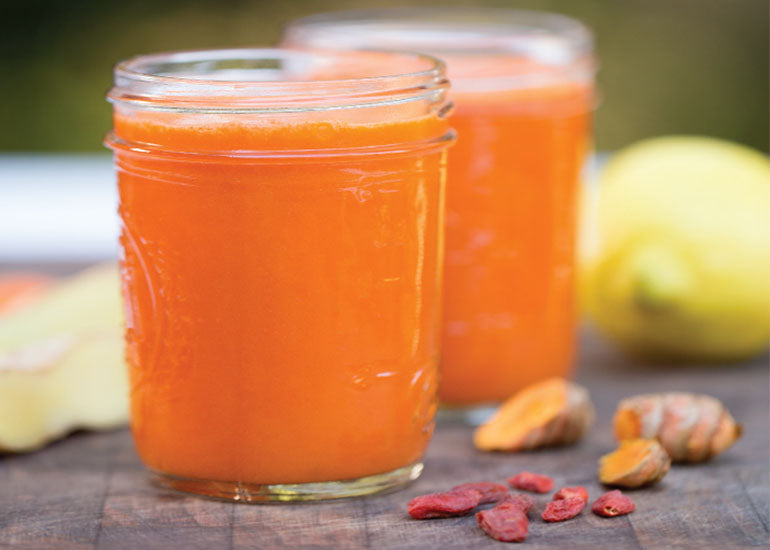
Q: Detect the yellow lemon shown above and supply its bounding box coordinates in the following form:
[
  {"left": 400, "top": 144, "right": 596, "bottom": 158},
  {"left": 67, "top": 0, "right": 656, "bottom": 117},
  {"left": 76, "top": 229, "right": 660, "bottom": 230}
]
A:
[{"left": 583, "top": 136, "right": 770, "bottom": 361}]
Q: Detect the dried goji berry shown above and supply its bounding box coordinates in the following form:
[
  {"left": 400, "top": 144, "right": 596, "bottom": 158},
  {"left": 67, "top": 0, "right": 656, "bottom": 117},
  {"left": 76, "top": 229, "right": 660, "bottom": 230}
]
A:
[
  {"left": 591, "top": 490, "right": 635, "bottom": 517},
  {"left": 542, "top": 497, "right": 586, "bottom": 522},
  {"left": 477, "top": 502, "right": 529, "bottom": 542},
  {"left": 450, "top": 482, "right": 509, "bottom": 504},
  {"left": 553, "top": 486, "right": 589, "bottom": 504},
  {"left": 507, "top": 471, "right": 554, "bottom": 493},
  {"left": 407, "top": 490, "right": 482, "bottom": 519},
  {"left": 497, "top": 493, "right": 535, "bottom": 515}
]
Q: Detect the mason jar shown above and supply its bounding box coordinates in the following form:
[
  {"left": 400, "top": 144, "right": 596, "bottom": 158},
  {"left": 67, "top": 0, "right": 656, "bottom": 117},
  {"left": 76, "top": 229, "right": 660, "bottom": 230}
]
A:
[
  {"left": 106, "top": 48, "right": 454, "bottom": 500},
  {"left": 284, "top": 10, "right": 596, "bottom": 415}
]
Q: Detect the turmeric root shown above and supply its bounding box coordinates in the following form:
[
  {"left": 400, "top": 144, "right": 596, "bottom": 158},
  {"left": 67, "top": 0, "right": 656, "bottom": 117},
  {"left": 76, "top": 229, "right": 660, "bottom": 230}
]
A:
[
  {"left": 598, "top": 438, "right": 670, "bottom": 488},
  {"left": 613, "top": 393, "right": 742, "bottom": 462},
  {"left": 474, "top": 378, "right": 594, "bottom": 452}
]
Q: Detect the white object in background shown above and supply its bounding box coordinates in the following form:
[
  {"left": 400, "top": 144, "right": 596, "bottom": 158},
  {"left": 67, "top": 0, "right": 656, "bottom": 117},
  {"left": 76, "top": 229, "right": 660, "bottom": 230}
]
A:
[{"left": 0, "top": 154, "right": 119, "bottom": 263}]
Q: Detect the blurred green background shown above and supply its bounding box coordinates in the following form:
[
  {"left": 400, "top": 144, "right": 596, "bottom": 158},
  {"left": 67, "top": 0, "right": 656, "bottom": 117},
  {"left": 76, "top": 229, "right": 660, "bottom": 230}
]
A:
[{"left": 2, "top": 0, "right": 768, "bottom": 152}]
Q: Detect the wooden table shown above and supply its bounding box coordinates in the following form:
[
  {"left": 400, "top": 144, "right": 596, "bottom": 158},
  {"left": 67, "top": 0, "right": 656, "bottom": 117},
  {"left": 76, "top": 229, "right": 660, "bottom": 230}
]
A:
[{"left": 1, "top": 330, "right": 768, "bottom": 549}]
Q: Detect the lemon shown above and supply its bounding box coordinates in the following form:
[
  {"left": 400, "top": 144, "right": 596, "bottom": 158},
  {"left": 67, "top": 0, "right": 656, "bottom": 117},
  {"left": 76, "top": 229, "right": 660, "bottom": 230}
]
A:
[{"left": 583, "top": 136, "right": 770, "bottom": 361}]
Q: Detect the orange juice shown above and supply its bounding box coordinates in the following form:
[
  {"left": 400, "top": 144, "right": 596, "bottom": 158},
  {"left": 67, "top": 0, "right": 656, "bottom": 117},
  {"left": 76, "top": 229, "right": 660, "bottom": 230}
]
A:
[
  {"left": 441, "top": 80, "right": 591, "bottom": 405},
  {"left": 106, "top": 49, "right": 453, "bottom": 500},
  {"left": 283, "top": 10, "right": 596, "bottom": 407}
]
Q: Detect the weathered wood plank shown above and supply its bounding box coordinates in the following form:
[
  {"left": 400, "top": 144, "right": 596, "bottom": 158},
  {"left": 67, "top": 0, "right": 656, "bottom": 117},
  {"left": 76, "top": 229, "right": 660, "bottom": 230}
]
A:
[
  {"left": 95, "top": 468, "right": 232, "bottom": 550},
  {"left": 0, "top": 433, "right": 118, "bottom": 550},
  {"left": 0, "top": 330, "right": 767, "bottom": 549},
  {"left": 232, "top": 500, "right": 368, "bottom": 549}
]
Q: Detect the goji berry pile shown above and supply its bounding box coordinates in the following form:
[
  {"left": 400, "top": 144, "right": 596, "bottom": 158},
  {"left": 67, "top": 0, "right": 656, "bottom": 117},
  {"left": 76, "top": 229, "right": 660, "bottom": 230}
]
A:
[{"left": 407, "top": 474, "right": 635, "bottom": 543}]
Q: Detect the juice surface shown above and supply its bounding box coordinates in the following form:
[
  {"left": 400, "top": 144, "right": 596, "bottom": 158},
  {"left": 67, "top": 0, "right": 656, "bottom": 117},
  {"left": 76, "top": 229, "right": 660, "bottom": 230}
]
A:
[
  {"left": 439, "top": 81, "right": 592, "bottom": 405},
  {"left": 113, "top": 112, "right": 448, "bottom": 483}
]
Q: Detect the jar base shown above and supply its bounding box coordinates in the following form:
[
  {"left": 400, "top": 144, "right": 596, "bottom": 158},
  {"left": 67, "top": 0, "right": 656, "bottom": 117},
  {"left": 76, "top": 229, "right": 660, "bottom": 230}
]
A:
[
  {"left": 150, "top": 462, "right": 423, "bottom": 502},
  {"left": 436, "top": 404, "right": 498, "bottom": 426}
]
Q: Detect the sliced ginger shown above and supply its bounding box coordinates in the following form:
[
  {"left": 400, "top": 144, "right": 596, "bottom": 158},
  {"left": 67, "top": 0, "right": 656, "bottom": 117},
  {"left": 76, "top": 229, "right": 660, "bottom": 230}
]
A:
[
  {"left": 599, "top": 438, "right": 670, "bottom": 488},
  {"left": 474, "top": 377, "right": 594, "bottom": 452},
  {"left": 0, "top": 265, "right": 128, "bottom": 452},
  {"left": 613, "top": 393, "right": 742, "bottom": 462}
]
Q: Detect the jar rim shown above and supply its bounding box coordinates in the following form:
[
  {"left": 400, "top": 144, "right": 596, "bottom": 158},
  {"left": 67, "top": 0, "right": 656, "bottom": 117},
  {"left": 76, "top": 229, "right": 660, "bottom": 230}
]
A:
[
  {"left": 282, "top": 8, "right": 596, "bottom": 90},
  {"left": 108, "top": 48, "right": 449, "bottom": 113},
  {"left": 284, "top": 8, "right": 593, "bottom": 58}
]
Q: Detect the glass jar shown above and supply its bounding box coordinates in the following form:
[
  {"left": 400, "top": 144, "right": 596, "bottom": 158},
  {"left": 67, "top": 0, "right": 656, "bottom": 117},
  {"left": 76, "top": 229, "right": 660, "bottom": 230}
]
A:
[
  {"left": 284, "top": 10, "right": 596, "bottom": 415},
  {"left": 105, "top": 48, "right": 453, "bottom": 501}
]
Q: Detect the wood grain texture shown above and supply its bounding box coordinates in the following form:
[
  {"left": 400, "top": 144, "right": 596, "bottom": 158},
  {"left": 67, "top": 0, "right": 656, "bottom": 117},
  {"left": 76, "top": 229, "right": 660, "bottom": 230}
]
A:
[{"left": 0, "top": 330, "right": 768, "bottom": 550}]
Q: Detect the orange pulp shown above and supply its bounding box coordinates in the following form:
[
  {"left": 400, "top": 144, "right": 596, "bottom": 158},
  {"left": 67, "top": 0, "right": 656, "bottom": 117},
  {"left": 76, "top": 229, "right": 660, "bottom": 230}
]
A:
[
  {"left": 112, "top": 111, "right": 449, "bottom": 484},
  {"left": 439, "top": 77, "right": 593, "bottom": 405}
]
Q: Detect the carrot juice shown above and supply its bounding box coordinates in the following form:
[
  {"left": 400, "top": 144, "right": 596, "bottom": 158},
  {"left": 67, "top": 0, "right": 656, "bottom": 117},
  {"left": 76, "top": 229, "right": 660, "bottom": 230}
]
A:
[
  {"left": 106, "top": 49, "right": 454, "bottom": 500},
  {"left": 283, "top": 10, "right": 596, "bottom": 408}
]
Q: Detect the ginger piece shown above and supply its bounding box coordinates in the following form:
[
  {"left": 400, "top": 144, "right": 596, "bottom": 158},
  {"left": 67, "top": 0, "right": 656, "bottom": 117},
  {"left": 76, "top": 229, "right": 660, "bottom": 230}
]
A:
[
  {"left": 474, "top": 377, "right": 594, "bottom": 451},
  {"left": 613, "top": 392, "right": 742, "bottom": 462},
  {"left": 598, "top": 438, "right": 670, "bottom": 488},
  {"left": 0, "top": 265, "right": 128, "bottom": 452}
]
